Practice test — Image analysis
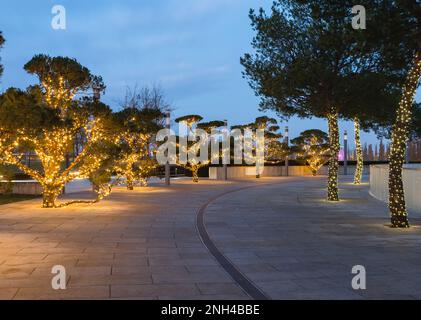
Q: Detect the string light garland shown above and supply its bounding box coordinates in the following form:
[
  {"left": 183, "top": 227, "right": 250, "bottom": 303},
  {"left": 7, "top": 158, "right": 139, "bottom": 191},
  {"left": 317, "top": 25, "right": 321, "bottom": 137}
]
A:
[
  {"left": 0, "top": 77, "right": 109, "bottom": 208},
  {"left": 175, "top": 116, "right": 224, "bottom": 183},
  {"left": 177, "top": 134, "right": 209, "bottom": 183},
  {"left": 113, "top": 132, "right": 157, "bottom": 190},
  {"left": 327, "top": 108, "right": 340, "bottom": 201},
  {"left": 289, "top": 130, "right": 329, "bottom": 176},
  {"left": 388, "top": 52, "right": 421, "bottom": 228},
  {"left": 0, "top": 119, "right": 109, "bottom": 207},
  {"left": 303, "top": 137, "right": 329, "bottom": 176},
  {"left": 353, "top": 117, "right": 363, "bottom": 185}
]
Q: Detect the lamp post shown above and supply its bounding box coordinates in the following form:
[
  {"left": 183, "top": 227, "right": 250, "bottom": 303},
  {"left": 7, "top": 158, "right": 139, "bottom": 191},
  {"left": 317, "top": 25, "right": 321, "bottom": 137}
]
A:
[
  {"left": 165, "top": 111, "right": 171, "bottom": 185},
  {"left": 344, "top": 130, "right": 348, "bottom": 176},
  {"left": 284, "top": 126, "right": 289, "bottom": 176},
  {"left": 93, "top": 85, "right": 101, "bottom": 101},
  {"left": 223, "top": 120, "right": 228, "bottom": 180}
]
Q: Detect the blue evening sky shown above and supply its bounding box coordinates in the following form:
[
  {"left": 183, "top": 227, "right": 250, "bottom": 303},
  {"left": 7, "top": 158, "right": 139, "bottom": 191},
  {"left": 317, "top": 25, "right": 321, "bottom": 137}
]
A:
[{"left": 0, "top": 0, "right": 419, "bottom": 148}]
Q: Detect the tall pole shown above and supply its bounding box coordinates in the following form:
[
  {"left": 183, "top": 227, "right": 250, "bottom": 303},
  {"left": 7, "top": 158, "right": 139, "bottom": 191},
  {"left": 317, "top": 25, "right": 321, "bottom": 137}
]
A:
[
  {"left": 223, "top": 119, "right": 228, "bottom": 180},
  {"left": 165, "top": 111, "right": 171, "bottom": 185},
  {"left": 88, "top": 86, "right": 101, "bottom": 193},
  {"left": 344, "top": 130, "right": 348, "bottom": 176},
  {"left": 284, "top": 126, "right": 289, "bottom": 176}
]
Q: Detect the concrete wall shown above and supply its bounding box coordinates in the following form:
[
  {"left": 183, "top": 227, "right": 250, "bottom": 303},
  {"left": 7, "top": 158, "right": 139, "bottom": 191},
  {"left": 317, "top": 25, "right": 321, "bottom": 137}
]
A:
[
  {"left": 0, "top": 180, "right": 43, "bottom": 195},
  {"left": 209, "top": 165, "right": 370, "bottom": 180},
  {"left": 370, "top": 164, "right": 421, "bottom": 213}
]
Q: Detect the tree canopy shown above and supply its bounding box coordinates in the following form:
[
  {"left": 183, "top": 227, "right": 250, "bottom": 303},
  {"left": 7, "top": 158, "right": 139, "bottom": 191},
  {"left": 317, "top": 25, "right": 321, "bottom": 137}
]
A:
[
  {"left": 290, "top": 129, "right": 330, "bottom": 176},
  {"left": 175, "top": 115, "right": 203, "bottom": 127},
  {"left": 0, "top": 55, "right": 111, "bottom": 207},
  {"left": 111, "top": 88, "right": 166, "bottom": 190}
]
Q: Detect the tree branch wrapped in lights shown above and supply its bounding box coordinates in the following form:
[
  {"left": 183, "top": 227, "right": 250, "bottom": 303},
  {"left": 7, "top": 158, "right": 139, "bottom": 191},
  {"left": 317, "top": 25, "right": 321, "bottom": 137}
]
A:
[
  {"left": 113, "top": 106, "right": 164, "bottom": 190},
  {"left": 290, "top": 129, "right": 330, "bottom": 176},
  {"left": 175, "top": 115, "right": 208, "bottom": 183},
  {"left": 0, "top": 55, "right": 112, "bottom": 208}
]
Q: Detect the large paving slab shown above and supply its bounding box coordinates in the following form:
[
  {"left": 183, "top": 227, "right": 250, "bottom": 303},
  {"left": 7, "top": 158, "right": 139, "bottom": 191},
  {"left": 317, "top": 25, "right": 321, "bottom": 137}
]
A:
[
  {"left": 204, "top": 176, "right": 421, "bottom": 299},
  {"left": 0, "top": 179, "right": 255, "bottom": 300}
]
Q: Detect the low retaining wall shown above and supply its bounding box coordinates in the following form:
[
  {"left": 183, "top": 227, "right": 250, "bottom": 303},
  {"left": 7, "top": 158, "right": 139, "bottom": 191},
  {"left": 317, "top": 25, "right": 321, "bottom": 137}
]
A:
[
  {"left": 209, "top": 165, "right": 370, "bottom": 180},
  {"left": 370, "top": 164, "right": 421, "bottom": 213},
  {"left": 0, "top": 181, "right": 43, "bottom": 195}
]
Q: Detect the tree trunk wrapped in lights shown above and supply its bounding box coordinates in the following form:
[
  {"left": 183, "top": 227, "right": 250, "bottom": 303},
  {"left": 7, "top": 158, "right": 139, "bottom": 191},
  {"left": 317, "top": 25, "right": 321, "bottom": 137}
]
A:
[
  {"left": 327, "top": 109, "right": 340, "bottom": 201},
  {"left": 388, "top": 52, "right": 421, "bottom": 228},
  {"left": 353, "top": 117, "right": 363, "bottom": 185},
  {"left": 191, "top": 164, "right": 200, "bottom": 183},
  {"left": 177, "top": 149, "right": 209, "bottom": 183}
]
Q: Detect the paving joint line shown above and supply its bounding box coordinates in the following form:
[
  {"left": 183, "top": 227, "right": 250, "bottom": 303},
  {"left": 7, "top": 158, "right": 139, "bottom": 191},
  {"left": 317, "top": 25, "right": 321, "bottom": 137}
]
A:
[{"left": 196, "top": 182, "right": 281, "bottom": 300}]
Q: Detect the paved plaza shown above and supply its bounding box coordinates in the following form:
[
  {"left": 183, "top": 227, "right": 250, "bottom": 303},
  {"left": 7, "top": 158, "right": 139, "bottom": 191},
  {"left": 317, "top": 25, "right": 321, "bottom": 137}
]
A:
[{"left": 0, "top": 176, "right": 420, "bottom": 299}]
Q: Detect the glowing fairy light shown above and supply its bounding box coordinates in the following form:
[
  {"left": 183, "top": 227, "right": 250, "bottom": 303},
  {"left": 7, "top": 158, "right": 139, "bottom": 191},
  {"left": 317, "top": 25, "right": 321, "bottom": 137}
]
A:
[{"left": 353, "top": 117, "right": 363, "bottom": 185}]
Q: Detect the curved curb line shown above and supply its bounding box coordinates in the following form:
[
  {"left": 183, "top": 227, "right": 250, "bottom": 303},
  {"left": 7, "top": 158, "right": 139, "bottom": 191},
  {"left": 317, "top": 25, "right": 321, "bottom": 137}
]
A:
[{"left": 196, "top": 185, "right": 271, "bottom": 300}]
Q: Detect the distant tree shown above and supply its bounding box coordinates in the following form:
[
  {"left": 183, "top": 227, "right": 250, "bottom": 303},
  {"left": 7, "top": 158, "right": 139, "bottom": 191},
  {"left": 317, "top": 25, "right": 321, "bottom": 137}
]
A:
[
  {"left": 175, "top": 115, "right": 208, "bottom": 183},
  {"left": 113, "top": 105, "right": 164, "bottom": 190},
  {"left": 368, "top": 144, "right": 374, "bottom": 161},
  {"left": 232, "top": 116, "right": 287, "bottom": 177},
  {"left": 0, "top": 55, "right": 111, "bottom": 208},
  {"left": 374, "top": 144, "right": 378, "bottom": 161},
  {"left": 410, "top": 103, "right": 421, "bottom": 141},
  {"left": 363, "top": 143, "right": 368, "bottom": 161},
  {"left": 255, "top": 116, "right": 287, "bottom": 163},
  {"left": 379, "top": 139, "right": 386, "bottom": 161},
  {"left": 290, "top": 130, "right": 330, "bottom": 176}
]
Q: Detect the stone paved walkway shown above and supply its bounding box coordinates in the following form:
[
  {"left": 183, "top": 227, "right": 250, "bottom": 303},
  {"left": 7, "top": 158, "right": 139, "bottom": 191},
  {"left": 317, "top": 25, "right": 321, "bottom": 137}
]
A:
[
  {"left": 0, "top": 176, "right": 420, "bottom": 299},
  {"left": 205, "top": 177, "right": 421, "bottom": 299}
]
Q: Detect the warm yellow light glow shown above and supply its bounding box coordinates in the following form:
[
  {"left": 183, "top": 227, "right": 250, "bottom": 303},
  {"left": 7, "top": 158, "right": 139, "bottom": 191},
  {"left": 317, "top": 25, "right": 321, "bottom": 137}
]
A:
[
  {"left": 353, "top": 117, "right": 363, "bottom": 185},
  {"left": 327, "top": 108, "right": 340, "bottom": 201},
  {"left": 0, "top": 78, "right": 109, "bottom": 208}
]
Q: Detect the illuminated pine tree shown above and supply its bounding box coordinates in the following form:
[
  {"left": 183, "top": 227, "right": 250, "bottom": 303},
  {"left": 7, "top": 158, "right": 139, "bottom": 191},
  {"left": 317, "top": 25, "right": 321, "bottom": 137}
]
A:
[
  {"left": 113, "top": 106, "right": 164, "bottom": 190},
  {"left": 175, "top": 115, "right": 224, "bottom": 183},
  {"left": 241, "top": 1, "right": 393, "bottom": 201},
  {"left": 290, "top": 129, "right": 330, "bottom": 176},
  {"left": 0, "top": 55, "right": 110, "bottom": 208}
]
